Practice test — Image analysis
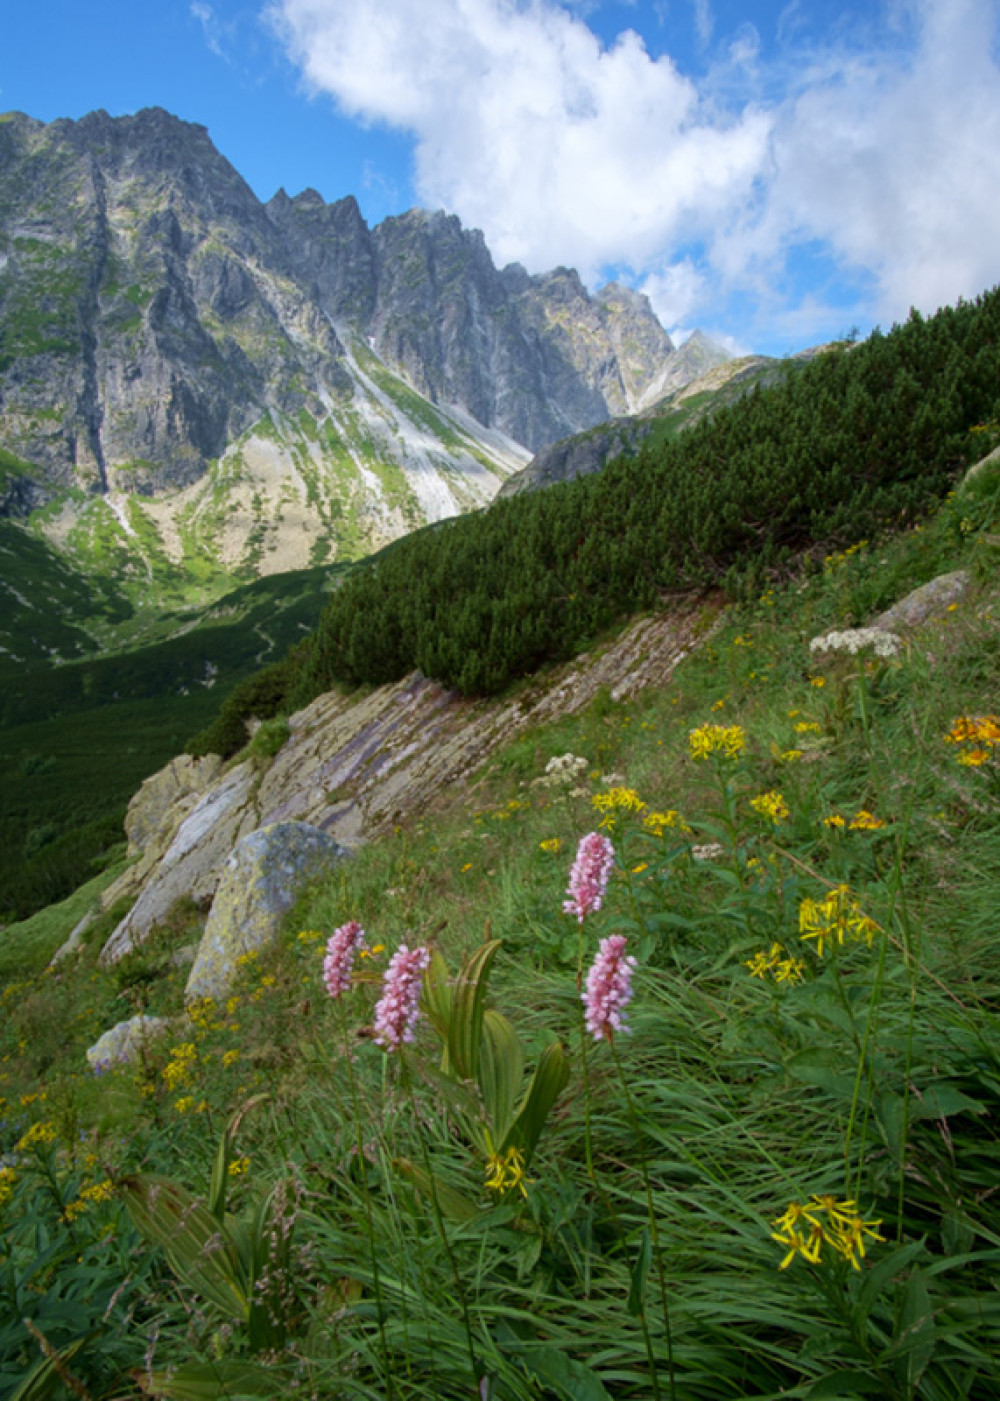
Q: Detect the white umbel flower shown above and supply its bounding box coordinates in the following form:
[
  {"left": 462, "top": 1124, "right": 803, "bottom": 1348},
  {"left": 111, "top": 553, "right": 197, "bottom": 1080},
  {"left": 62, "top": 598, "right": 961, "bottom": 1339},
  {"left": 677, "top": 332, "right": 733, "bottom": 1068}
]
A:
[{"left": 809, "top": 628, "right": 902, "bottom": 658}]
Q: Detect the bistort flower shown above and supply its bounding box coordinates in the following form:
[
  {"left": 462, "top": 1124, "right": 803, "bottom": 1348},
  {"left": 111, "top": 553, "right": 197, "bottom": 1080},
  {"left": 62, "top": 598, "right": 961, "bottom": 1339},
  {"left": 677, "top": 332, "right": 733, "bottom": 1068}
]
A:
[
  {"left": 323, "top": 920, "right": 367, "bottom": 999},
  {"left": 582, "top": 934, "right": 637, "bottom": 1041},
  {"left": 372, "top": 943, "right": 431, "bottom": 1050},
  {"left": 563, "top": 832, "right": 615, "bottom": 924}
]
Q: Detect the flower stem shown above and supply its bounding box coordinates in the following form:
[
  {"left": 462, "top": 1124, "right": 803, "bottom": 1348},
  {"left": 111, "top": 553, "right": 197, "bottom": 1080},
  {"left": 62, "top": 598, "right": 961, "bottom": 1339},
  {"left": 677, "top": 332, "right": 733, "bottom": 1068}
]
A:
[
  {"left": 339, "top": 1000, "right": 394, "bottom": 1398},
  {"left": 400, "top": 1057, "right": 481, "bottom": 1393},
  {"left": 611, "top": 1036, "right": 677, "bottom": 1401}
]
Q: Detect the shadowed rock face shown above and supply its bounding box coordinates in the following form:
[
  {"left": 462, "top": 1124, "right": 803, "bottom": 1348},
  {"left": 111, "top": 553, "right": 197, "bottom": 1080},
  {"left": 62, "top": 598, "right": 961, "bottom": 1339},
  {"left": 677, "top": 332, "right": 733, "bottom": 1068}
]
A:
[{"left": 0, "top": 106, "right": 681, "bottom": 497}]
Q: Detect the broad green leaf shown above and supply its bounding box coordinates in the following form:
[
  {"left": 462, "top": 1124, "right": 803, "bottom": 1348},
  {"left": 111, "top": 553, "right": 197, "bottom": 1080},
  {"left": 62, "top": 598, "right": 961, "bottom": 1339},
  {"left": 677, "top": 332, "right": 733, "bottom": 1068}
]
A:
[
  {"left": 448, "top": 939, "right": 502, "bottom": 1082},
  {"left": 422, "top": 947, "right": 453, "bottom": 1043},
  {"left": 857, "top": 1240, "right": 926, "bottom": 1320},
  {"left": 120, "top": 1173, "right": 248, "bottom": 1321},
  {"left": 627, "top": 1227, "right": 652, "bottom": 1318},
  {"left": 504, "top": 1041, "right": 569, "bottom": 1163},
  {"left": 522, "top": 1345, "right": 613, "bottom": 1401},
  {"left": 478, "top": 1008, "right": 524, "bottom": 1144},
  {"left": 896, "top": 1267, "right": 936, "bottom": 1389},
  {"left": 394, "top": 1155, "right": 481, "bottom": 1222}
]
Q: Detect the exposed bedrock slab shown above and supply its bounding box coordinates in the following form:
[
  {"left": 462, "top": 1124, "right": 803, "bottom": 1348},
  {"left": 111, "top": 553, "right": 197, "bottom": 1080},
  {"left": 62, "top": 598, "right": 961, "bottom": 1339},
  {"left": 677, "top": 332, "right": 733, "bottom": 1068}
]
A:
[
  {"left": 100, "top": 761, "right": 257, "bottom": 964},
  {"left": 98, "top": 600, "right": 709, "bottom": 967},
  {"left": 184, "top": 821, "right": 348, "bottom": 1003}
]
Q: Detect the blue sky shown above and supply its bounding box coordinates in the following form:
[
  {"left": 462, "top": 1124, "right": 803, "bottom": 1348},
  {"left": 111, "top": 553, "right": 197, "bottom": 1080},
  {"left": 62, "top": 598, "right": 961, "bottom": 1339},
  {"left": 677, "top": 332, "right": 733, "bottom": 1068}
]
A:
[{"left": 4, "top": 1, "right": 1000, "bottom": 356}]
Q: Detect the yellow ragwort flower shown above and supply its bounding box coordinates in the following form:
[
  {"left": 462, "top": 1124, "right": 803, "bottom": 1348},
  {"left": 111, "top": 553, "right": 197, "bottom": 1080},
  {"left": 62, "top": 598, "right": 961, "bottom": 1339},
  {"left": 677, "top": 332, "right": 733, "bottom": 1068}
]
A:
[
  {"left": 485, "top": 1145, "right": 533, "bottom": 1199},
  {"left": 592, "top": 787, "right": 647, "bottom": 828},
  {"left": 750, "top": 790, "right": 790, "bottom": 823},
  {"left": 849, "top": 810, "right": 885, "bottom": 831},
  {"left": 823, "top": 813, "right": 846, "bottom": 829},
  {"left": 799, "top": 886, "right": 878, "bottom": 956},
  {"left": 539, "top": 838, "right": 561, "bottom": 853},
  {"left": 689, "top": 723, "right": 746, "bottom": 761},
  {"left": 643, "top": 809, "right": 692, "bottom": 837},
  {"left": 15, "top": 1121, "right": 57, "bottom": 1153},
  {"left": 771, "top": 1195, "right": 883, "bottom": 1271}
]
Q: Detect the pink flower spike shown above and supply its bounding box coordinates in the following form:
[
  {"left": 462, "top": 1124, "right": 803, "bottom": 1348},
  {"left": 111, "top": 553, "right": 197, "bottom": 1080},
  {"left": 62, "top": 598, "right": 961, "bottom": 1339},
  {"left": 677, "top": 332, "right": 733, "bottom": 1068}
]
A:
[
  {"left": 323, "top": 920, "right": 367, "bottom": 1000},
  {"left": 563, "top": 832, "right": 616, "bottom": 924},
  {"left": 583, "top": 934, "right": 637, "bottom": 1041},
  {"left": 373, "top": 943, "right": 431, "bottom": 1051}
]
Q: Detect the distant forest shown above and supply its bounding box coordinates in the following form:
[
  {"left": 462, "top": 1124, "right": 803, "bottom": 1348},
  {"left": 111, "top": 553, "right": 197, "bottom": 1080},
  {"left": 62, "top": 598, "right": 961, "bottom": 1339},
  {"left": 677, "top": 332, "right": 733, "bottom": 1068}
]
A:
[{"left": 193, "top": 289, "right": 1000, "bottom": 757}]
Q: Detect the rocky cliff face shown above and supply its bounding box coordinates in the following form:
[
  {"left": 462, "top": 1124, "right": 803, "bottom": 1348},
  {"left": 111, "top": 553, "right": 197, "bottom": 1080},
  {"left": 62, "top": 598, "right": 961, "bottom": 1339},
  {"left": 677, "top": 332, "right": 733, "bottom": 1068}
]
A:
[{"left": 0, "top": 106, "right": 679, "bottom": 505}]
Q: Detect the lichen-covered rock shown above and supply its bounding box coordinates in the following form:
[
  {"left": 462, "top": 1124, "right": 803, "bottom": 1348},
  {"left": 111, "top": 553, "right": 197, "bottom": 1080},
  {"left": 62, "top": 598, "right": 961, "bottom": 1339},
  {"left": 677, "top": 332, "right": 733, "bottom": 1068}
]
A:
[
  {"left": 125, "top": 754, "right": 222, "bottom": 856},
  {"left": 185, "top": 822, "right": 348, "bottom": 1003},
  {"left": 85, "top": 1015, "right": 170, "bottom": 1071},
  {"left": 872, "top": 571, "right": 971, "bottom": 632}
]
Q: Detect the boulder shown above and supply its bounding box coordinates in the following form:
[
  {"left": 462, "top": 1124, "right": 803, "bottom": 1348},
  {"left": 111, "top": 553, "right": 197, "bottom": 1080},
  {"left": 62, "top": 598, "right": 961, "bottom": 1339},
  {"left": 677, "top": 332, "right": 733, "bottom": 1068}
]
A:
[
  {"left": 184, "top": 821, "right": 347, "bottom": 1003},
  {"left": 86, "top": 1014, "right": 170, "bottom": 1071},
  {"left": 100, "top": 761, "right": 257, "bottom": 964},
  {"left": 872, "top": 570, "right": 970, "bottom": 632}
]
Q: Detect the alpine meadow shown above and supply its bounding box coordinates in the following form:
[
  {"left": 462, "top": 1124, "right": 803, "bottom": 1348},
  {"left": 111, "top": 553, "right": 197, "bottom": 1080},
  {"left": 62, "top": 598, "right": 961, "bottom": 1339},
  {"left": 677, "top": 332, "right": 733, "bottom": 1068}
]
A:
[{"left": 3, "top": 50, "right": 1000, "bottom": 1401}]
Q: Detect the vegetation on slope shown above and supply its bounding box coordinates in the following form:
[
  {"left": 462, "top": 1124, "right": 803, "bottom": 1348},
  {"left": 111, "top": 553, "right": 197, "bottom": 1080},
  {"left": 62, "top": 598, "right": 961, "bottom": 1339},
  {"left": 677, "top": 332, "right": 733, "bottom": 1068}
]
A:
[
  {"left": 192, "top": 290, "right": 1000, "bottom": 757},
  {"left": 3, "top": 482, "right": 1000, "bottom": 1397},
  {"left": 0, "top": 564, "right": 348, "bottom": 924}
]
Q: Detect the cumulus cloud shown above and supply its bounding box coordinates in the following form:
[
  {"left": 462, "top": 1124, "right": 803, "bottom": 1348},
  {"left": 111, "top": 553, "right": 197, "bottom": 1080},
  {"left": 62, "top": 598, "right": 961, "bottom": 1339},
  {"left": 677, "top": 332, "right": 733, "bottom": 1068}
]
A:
[{"left": 270, "top": 0, "right": 1000, "bottom": 338}]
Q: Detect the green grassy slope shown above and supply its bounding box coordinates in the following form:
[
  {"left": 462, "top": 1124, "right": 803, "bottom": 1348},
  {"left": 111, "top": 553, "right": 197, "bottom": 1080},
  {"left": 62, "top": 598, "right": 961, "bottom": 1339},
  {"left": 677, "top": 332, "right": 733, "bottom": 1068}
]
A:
[{"left": 2, "top": 485, "right": 1000, "bottom": 1397}]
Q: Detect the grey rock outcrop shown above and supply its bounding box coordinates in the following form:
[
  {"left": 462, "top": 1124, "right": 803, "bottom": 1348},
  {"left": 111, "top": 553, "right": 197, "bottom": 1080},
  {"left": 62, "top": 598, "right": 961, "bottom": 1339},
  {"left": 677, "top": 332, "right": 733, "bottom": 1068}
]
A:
[
  {"left": 86, "top": 1014, "right": 170, "bottom": 1070},
  {"left": 96, "top": 600, "right": 709, "bottom": 969},
  {"left": 184, "top": 821, "right": 347, "bottom": 1002},
  {"left": 872, "top": 571, "right": 971, "bottom": 631}
]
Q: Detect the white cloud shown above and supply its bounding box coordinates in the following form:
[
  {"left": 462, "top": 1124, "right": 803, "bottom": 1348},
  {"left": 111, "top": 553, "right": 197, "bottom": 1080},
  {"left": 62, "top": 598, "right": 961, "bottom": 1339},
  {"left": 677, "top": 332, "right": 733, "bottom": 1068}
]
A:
[
  {"left": 693, "top": 0, "right": 714, "bottom": 47},
  {"left": 269, "top": 0, "right": 770, "bottom": 283},
  {"left": 270, "top": 0, "right": 1000, "bottom": 338},
  {"left": 191, "top": 2, "right": 229, "bottom": 60}
]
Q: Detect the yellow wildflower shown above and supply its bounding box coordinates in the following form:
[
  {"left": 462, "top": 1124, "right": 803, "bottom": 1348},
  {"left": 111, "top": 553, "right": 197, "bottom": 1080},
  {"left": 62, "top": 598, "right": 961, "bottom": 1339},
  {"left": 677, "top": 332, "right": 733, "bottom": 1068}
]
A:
[
  {"left": 0, "top": 1165, "right": 17, "bottom": 1209},
  {"left": 809, "top": 676, "right": 826, "bottom": 688},
  {"left": 63, "top": 1180, "right": 114, "bottom": 1222},
  {"left": 780, "top": 749, "right": 804, "bottom": 762},
  {"left": 15, "top": 1121, "right": 57, "bottom": 1153},
  {"left": 711, "top": 698, "right": 726, "bottom": 712},
  {"left": 591, "top": 787, "right": 647, "bottom": 828},
  {"left": 799, "top": 886, "right": 879, "bottom": 956},
  {"left": 222, "top": 1050, "right": 240, "bottom": 1068},
  {"left": 485, "top": 1146, "right": 533, "bottom": 1199},
  {"left": 173, "top": 1096, "right": 196, "bottom": 1115},
  {"left": 794, "top": 721, "right": 822, "bottom": 735},
  {"left": 359, "top": 943, "right": 386, "bottom": 959},
  {"left": 643, "top": 809, "right": 692, "bottom": 837},
  {"left": 750, "top": 790, "right": 790, "bottom": 823},
  {"left": 163, "top": 1043, "right": 197, "bottom": 1092},
  {"left": 228, "top": 1156, "right": 251, "bottom": 1177},
  {"left": 297, "top": 929, "right": 324, "bottom": 943},
  {"left": 460, "top": 862, "right": 473, "bottom": 872},
  {"left": 823, "top": 814, "right": 846, "bottom": 829},
  {"left": 631, "top": 863, "right": 649, "bottom": 875},
  {"left": 688, "top": 723, "right": 746, "bottom": 761},
  {"left": 539, "top": 838, "right": 561, "bottom": 853},
  {"left": 771, "top": 1196, "right": 883, "bottom": 1271},
  {"left": 849, "top": 810, "right": 885, "bottom": 830}
]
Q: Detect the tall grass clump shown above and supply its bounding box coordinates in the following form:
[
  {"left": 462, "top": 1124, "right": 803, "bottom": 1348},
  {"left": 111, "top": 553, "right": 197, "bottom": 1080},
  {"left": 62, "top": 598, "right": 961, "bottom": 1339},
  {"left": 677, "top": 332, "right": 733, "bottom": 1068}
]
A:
[{"left": 3, "top": 481, "right": 1000, "bottom": 1397}]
